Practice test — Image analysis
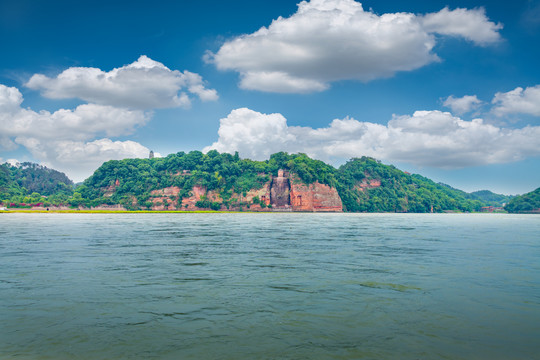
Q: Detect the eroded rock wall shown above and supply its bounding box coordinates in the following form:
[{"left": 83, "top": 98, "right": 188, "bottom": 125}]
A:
[
  {"left": 179, "top": 185, "right": 208, "bottom": 210},
  {"left": 120, "top": 170, "right": 342, "bottom": 212},
  {"left": 270, "top": 170, "right": 342, "bottom": 212},
  {"left": 151, "top": 186, "right": 181, "bottom": 197},
  {"left": 150, "top": 186, "right": 181, "bottom": 210},
  {"left": 229, "top": 182, "right": 272, "bottom": 211},
  {"left": 356, "top": 179, "right": 381, "bottom": 192},
  {"left": 290, "top": 181, "right": 342, "bottom": 212}
]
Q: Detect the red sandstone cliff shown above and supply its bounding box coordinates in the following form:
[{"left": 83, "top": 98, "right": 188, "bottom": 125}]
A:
[
  {"left": 150, "top": 186, "right": 181, "bottom": 210},
  {"left": 355, "top": 178, "right": 381, "bottom": 192},
  {"left": 100, "top": 169, "right": 342, "bottom": 212},
  {"left": 269, "top": 170, "right": 342, "bottom": 212},
  {"left": 289, "top": 177, "right": 342, "bottom": 212}
]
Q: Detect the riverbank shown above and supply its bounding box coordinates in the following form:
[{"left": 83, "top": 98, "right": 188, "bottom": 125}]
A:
[
  {"left": 1, "top": 208, "right": 516, "bottom": 214},
  {"left": 0, "top": 209, "right": 229, "bottom": 214}
]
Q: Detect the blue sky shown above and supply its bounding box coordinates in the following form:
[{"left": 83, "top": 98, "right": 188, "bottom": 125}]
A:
[{"left": 1, "top": 0, "right": 539, "bottom": 194}]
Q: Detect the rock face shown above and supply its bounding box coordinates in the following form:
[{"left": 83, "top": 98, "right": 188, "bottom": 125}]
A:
[
  {"left": 102, "top": 179, "right": 121, "bottom": 197},
  {"left": 134, "top": 169, "right": 342, "bottom": 212},
  {"left": 229, "top": 182, "right": 272, "bottom": 211},
  {"left": 180, "top": 185, "right": 206, "bottom": 210},
  {"left": 290, "top": 179, "right": 343, "bottom": 212},
  {"left": 270, "top": 169, "right": 291, "bottom": 209},
  {"left": 150, "top": 186, "right": 181, "bottom": 210},
  {"left": 356, "top": 179, "right": 381, "bottom": 192},
  {"left": 270, "top": 170, "right": 342, "bottom": 212},
  {"left": 151, "top": 186, "right": 181, "bottom": 197}
]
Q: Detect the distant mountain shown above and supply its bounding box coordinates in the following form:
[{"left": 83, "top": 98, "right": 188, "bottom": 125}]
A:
[
  {"left": 466, "top": 190, "right": 513, "bottom": 207},
  {"left": 7, "top": 162, "right": 73, "bottom": 195},
  {"left": 0, "top": 162, "right": 73, "bottom": 205},
  {"left": 437, "top": 184, "right": 513, "bottom": 207},
  {"left": 504, "top": 188, "right": 540, "bottom": 213}
]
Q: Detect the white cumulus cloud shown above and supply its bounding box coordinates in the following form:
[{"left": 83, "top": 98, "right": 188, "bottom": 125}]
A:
[
  {"left": 204, "top": 108, "right": 296, "bottom": 159},
  {"left": 204, "top": 108, "right": 540, "bottom": 168},
  {"left": 0, "top": 85, "right": 149, "bottom": 142},
  {"left": 443, "top": 95, "right": 482, "bottom": 115},
  {"left": 420, "top": 6, "right": 503, "bottom": 45},
  {"left": 26, "top": 55, "right": 218, "bottom": 109},
  {"left": 0, "top": 84, "right": 154, "bottom": 181},
  {"left": 491, "top": 85, "right": 540, "bottom": 117},
  {"left": 206, "top": 0, "right": 502, "bottom": 93}
]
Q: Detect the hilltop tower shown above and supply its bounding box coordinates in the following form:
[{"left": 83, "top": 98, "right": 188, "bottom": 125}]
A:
[{"left": 149, "top": 150, "right": 154, "bottom": 159}]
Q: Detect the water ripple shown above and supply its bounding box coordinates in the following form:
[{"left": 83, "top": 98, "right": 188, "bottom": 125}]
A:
[{"left": 1, "top": 213, "right": 539, "bottom": 360}]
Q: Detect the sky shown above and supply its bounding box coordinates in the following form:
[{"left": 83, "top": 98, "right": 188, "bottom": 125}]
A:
[{"left": 1, "top": 0, "right": 539, "bottom": 194}]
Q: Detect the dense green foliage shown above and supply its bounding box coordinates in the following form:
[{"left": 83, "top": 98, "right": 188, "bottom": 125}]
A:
[
  {"left": 10, "top": 162, "right": 73, "bottom": 195},
  {"left": 75, "top": 152, "right": 491, "bottom": 212},
  {"left": 74, "top": 151, "right": 340, "bottom": 210},
  {"left": 335, "top": 157, "right": 484, "bottom": 212},
  {"left": 434, "top": 185, "right": 513, "bottom": 207},
  {"left": 77, "top": 151, "right": 266, "bottom": 209},
  {"left": 2, "top": 152, "right": 524, "bottom": 213},
  {"left": 0, "top": 162, "right": 73, "bottom": 206},
  {"left": 0, "top": 165, "right": 21, "bottom": 197},
  {"left": 504, "top": 188, "right": 540, "bottom": 213},
  {"left": 466, "top": 190, "right": 513, "bottom": 207}
]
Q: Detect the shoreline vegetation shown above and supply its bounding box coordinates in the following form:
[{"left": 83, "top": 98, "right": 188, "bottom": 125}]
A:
[
  {"left": 1, "top": 209, "right": 229, "bottom": 214},
  {"left": 1, "top": 151, "right": 537, "bottom": 213},
  {"left": 0, "top": 208, "right": 513, "bottom": 214}
]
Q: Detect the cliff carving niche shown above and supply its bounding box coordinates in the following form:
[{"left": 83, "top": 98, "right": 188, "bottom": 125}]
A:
[
  {"left": 269, "top": 169, "right": 343, "bottom": 212},
  {"left": 270, "top": 169, "right": 290, "bottom": 208}
]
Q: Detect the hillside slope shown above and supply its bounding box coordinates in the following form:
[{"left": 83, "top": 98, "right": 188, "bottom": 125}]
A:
[
  {"left": 336, "top": 157, "right": 483, "bottom": 212},
  {"left": 466, "top": 190, "right": 513, "bottom": 207},
  {"left": 0, "top": 162, "right": 73, "bottom": 206},
  {"left": 74, "top": 151, "right": 486, "bottom": 212},
  {"left": 504, "top": 188, "right": 540, "bottom": 213}
]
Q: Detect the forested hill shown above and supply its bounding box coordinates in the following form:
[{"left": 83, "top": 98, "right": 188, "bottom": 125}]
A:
[
  {"left": 436, "top": 185, "right": 513, "bottom": 207},
  {"left": 0, "top": 162, "right": 73, "bottom": 205},
  {"left": 1, "top": 152, "right": 519, "bottom": 212},
  {"left": 466, "top": 190, "right": 514, "bottom": 207},
  {"left": 73, "top": 151, "right": 487, "bottom": 212},
  {"left": 504, "top": 188, "right": 540, "bottom": 213},
  {"left": 335, "top": 157, "right": 483, "bottom": 212}
]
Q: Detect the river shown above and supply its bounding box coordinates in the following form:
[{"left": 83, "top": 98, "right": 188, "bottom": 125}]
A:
[{"left": 1, "top": 213, "right": 539, "bottom": 359}]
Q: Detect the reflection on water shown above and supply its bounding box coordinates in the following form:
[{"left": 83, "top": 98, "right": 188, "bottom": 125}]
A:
[{"left": 1, "top": 213, "right": 539, "bottom": 359}]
